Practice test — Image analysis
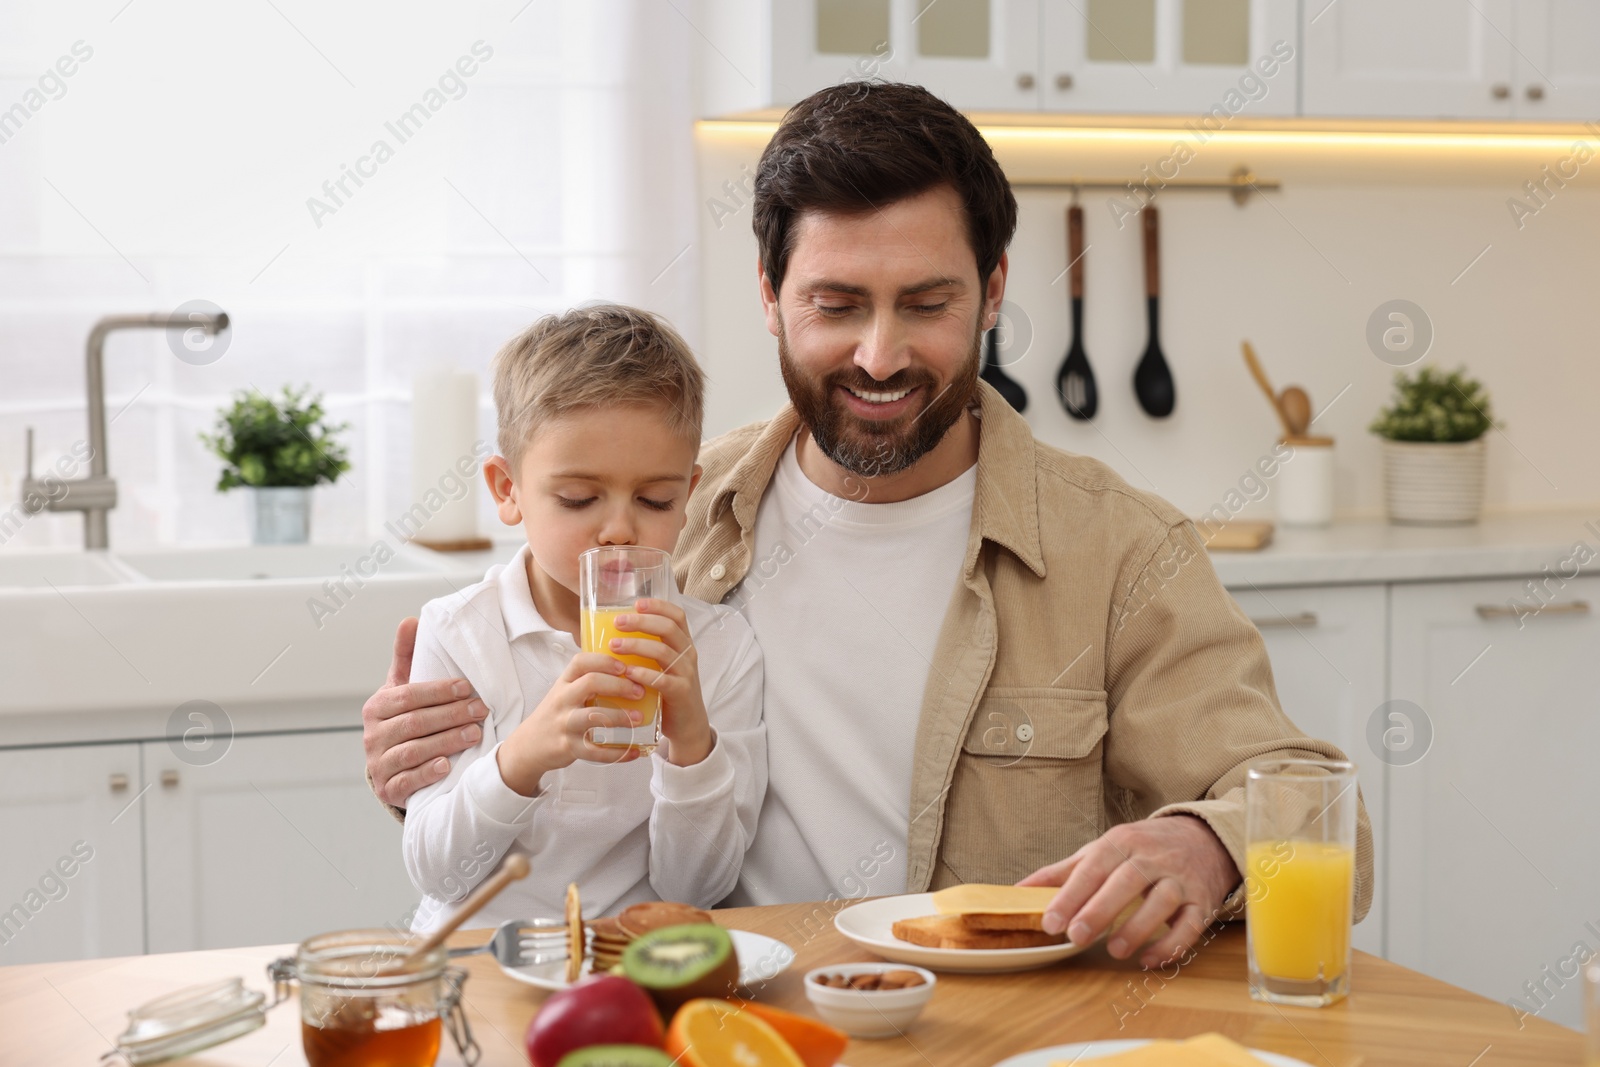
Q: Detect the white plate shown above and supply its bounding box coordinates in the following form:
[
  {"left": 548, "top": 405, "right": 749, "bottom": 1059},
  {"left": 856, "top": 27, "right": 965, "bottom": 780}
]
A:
[
  {"left": 833, "top": 893, "right": 1093, "bottom": 974},
  {"left": 497, "top": 928, "right": 794, "bottom": 992},
  {"left": 994, "top": 1040, "right": 1314, "bottom": 1066}
]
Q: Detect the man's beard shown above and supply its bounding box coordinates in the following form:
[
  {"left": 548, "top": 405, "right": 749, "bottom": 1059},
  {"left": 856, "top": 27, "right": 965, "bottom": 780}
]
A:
[{"left": 777, "top": 321, "right": 982, "bottom": 479}]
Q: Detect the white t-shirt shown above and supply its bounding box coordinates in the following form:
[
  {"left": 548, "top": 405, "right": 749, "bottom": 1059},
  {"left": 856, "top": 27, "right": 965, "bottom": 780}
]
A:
[
  {"left": 402, "top": 543, "right": 765, "bottom": 931},
  {"left": 725, "top": 434, "right": 976, "bottom": 907}
]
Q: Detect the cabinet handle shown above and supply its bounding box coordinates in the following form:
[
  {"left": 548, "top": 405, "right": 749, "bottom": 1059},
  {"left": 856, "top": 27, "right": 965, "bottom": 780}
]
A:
[
  {"left": 1017, "top": 73, "right": 1035, "bottom": 90},
  {"left": 161, "top": 769, "right": 180, "bottom": 787},
  {"left": 109, "top": 773, "right": 129, "bottom": 792},
  {"left": 1250, "top": 612, "right": 1319, "bottom": 629},
  {"left": 1476, "top": 600, "right": 1589, "bottom": 620},
  {"left": 1055, "top": 73, "right": 1074, "bottom": 90},
  {"left": 1492, "top": 83, "right": 1510, "bottom": 99},
  {"left": 1526, "top": 84, "right": 1545, "bottom": 101}
]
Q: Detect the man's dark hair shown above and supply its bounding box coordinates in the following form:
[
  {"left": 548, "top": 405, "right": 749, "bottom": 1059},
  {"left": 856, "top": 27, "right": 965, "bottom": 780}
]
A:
[{"left": 752, "top": 81, "right": 1018, "bottom": 296}]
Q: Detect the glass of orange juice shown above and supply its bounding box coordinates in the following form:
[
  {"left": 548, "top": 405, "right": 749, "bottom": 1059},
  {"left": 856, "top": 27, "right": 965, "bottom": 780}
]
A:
[
  {"left": 1586, "top": 962, "right": 1600, "bottom": 1065},
  {"left": 578, "top": 546, "right": 672, "bottom": 754},
  {"left": 1245, "top": 759, "right": 1358, "bottom": 1007}
]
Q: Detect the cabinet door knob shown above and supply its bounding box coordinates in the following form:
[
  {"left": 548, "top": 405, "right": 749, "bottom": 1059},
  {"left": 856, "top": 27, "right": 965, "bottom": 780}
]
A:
[
  {"left": 1491, "top": 83, "right": 1510, "bottom": 99},
  {"left": 161, "top": 769, "right": 180, "bottom": 787},
  {"left": 1017, "top": 72, "right": 1035, "bottom": 90},
  {"left": 1055, "top": 73, "right": 1074, "bottom": 90},
  {"left": 1526, "top": 84, "right": 1545, "bottom": 101},
  {"left": 109, "top": 773, "right": 129, "bottom": 792}
]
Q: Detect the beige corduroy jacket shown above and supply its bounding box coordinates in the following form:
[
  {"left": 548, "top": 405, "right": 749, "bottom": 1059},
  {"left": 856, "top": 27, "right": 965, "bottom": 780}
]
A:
[{"left": 673, "top": 381, "right": 1374, "bottom": 921}]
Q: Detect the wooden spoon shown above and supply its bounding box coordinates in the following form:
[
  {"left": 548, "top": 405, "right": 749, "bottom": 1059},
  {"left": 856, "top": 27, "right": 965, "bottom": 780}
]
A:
[
  {"left": 1280, "top": 386, "right": 1312, "bottom": 437},
  {"left": 404, "top": 853, "right": 531, "bottom": 964},
  {"left": 1240, "top": 340, "right": 1293, "bottom": 437}
]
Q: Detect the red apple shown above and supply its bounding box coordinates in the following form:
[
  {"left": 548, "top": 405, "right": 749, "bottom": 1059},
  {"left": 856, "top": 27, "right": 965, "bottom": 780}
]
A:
[{"left": 525, "top": 975, "right": 665, "bottom": 1067}]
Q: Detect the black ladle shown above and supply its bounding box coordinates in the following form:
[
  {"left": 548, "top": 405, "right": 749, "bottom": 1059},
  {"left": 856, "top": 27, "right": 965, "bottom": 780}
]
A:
[
  {"left": 981, "top": 325, "right": 1028, "bottom": 413},
  {"left": 1133, "top": 205, "right": 1176, "bottom": 418},
  {"left": 1055, "top": 204, "right": 1097, "bottom": 420}
]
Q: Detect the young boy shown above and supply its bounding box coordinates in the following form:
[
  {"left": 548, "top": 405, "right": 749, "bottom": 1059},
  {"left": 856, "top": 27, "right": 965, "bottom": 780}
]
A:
[{"left": 402, "top": 304, "right": 765, "bottom": 931}]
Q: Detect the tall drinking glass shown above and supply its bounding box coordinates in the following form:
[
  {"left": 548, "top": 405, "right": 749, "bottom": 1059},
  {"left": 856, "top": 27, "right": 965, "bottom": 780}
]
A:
[
  {"left": 1245, "top": 759, "right": 1358, "bottom": 1007},
  {"left": 578, "top": 546, "right": 671, "bottom": 754}
]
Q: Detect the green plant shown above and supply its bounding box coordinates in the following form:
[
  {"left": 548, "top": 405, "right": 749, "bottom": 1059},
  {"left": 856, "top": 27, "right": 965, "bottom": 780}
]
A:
[
  {"left": 1369, "top": 366, "right": 1499, "bottom": 443},
  {"left": 200, "top": 385, "right": 351, "bottom": 491}
]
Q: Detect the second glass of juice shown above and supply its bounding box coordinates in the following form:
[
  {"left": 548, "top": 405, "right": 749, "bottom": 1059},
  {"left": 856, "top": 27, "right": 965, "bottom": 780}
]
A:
[
  {"left": 1245, "top": 758, "right": 1358, "bottom": 1008},
  {"left": 578, "top": 546, "right": 672, "bottom": 754}
]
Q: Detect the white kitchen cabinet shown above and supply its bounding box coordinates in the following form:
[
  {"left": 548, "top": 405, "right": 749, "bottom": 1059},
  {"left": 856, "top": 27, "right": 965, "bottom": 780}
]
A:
[
  {"left": 1041, "top": 0, "right": 1298, "bottom": 115},
  {"left": 769, "top": 0, "right": 1042, "bottom": 111},
  {"left": 143, "top": 729, "right": 419, "bottom": 954},
  {"left": 1302, "top": 0, "right": 1518, "bottom": 119},
  {"left": 1387, "top": 575, "right": 1600, "bottom": 1030},
  {"left": 0, "top": 744, "right": 145, "bottom": 964},
  {"left": 1228, "top": 583, "right": 1388, "bottom": 957},
  {"left": 1513, "top": 1, "right": 1600, "bottom": 120}
]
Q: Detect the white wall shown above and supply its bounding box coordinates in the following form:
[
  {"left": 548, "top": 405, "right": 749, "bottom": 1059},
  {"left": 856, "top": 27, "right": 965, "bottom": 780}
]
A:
[
  {"left": 0, "top": 0, "right": 698, "bottom": 550},
  {"left": 695, "top": 121, "right": 1600, "bottom": 520}
]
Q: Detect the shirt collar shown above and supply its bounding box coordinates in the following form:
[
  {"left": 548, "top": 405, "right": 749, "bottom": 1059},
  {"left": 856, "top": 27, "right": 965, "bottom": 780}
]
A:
[
  {"left": 712, "top": 380, "right": 1045, "bottom": 578},
  {"left": 497, "top": 542, "right": 564, "bottom": 640}
]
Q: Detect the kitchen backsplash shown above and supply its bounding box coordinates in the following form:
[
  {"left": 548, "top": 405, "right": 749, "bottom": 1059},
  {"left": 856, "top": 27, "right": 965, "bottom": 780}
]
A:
[{"left": 695, "top": 121, "right": 1600, "bottom": 521}]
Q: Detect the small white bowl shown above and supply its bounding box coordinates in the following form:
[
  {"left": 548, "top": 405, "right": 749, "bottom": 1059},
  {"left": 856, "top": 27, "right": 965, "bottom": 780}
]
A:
[{"left": 803, "top": 962, "right": 937, "bottom": 1038}]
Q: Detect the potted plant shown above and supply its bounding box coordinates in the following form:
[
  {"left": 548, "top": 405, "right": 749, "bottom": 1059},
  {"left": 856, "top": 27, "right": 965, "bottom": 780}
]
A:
[
  {"left": 200, "top": 385, "right": 351, "bottom": 544},
  {"left": 1369, "top": 366, "right": 1498, "bottom": 525}
]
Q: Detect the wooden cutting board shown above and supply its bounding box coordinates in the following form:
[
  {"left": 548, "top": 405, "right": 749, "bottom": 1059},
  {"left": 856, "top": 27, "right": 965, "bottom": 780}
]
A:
[{"left": 1195, "top": 518, "right": 1274, "bottom": 551}]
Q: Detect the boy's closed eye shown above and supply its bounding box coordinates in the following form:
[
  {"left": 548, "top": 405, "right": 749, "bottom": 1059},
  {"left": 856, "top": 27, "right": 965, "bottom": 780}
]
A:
[{"left": 556, "top": 495, "right": 676, "bottom": 512}]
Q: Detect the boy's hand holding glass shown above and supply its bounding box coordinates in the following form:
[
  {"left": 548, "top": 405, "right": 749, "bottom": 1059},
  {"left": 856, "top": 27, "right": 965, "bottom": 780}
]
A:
[
  {"left": 494, "top": 653, "right": 646, "bottom": 797},
  {"left": 603, "top": 596, "right": 712, "bottom": 768}
]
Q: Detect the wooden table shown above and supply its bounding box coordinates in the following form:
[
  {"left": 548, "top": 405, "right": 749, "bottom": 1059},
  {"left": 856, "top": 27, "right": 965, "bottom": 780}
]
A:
[{"left": 1, "top": 901, "right": 1582, "bottom": 1066}]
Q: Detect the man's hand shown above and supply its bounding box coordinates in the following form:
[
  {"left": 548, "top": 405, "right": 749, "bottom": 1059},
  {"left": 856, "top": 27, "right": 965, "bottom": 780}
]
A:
[
  {"left": 363, "top": 618, "right": 488, "bottom": 808},
  {"left": 1018, "top": 815, "right": 1240, "bottom": 970}
]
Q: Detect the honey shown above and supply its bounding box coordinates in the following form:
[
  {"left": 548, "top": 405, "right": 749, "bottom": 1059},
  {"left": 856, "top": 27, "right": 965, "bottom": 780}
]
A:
[{"left": 301, "top": 1015, "right": 442, "bottom": 1067}]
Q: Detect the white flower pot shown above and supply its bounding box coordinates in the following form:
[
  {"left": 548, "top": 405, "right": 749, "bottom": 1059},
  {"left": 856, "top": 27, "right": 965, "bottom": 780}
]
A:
[
  {"left": 1381, "top": 437, "right": 1486, "bottom": 525},
  {"left": 250, "top": 486, "right": 312, "bottom": 544}
]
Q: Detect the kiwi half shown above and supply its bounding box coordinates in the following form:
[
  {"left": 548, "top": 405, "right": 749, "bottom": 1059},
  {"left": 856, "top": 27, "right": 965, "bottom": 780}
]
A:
[
  {"left": 555, "top": 1047, "right": 675, "bottom": 1067},
  {"left": 619, "top": 923, "right": 739, "bottom": 1016}
]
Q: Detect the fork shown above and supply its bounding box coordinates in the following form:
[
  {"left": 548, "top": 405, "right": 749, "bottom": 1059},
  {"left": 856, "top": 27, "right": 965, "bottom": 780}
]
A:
[{"left": 447, "top": 917, "right": 592, "bottom": 967}]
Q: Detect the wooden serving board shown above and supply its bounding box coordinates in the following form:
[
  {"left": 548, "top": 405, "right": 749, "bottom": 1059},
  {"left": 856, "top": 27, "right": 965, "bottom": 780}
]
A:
[{"left": 1195, "top": 519, "right": 1274, "bottom": 551}]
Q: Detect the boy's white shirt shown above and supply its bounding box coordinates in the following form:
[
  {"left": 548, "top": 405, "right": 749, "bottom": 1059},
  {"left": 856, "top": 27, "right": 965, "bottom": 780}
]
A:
[{"left": 402, "top": 543, "right": 765, "bottom": 932}]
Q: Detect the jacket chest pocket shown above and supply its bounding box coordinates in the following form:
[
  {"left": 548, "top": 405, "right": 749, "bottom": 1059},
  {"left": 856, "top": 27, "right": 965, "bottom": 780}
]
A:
[{"left": 935, "top": 688, "right": 1109, "bottom": 887}]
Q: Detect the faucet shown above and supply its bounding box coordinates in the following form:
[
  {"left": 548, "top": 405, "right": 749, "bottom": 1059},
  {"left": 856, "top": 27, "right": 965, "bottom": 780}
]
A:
[{"left": 21, "top": 311, "right": 230, "bottom": 549}]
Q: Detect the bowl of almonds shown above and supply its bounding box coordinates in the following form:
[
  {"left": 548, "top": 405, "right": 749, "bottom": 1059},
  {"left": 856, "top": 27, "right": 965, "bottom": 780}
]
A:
[{"left": 803, "top": 963, "right": 936, "bottom": 1037}]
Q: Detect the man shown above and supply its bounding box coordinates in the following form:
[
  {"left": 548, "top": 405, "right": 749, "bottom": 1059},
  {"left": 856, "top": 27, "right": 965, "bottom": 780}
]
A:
[{"left": 365, "top": 81, "right": 1373, "bottom": 970}]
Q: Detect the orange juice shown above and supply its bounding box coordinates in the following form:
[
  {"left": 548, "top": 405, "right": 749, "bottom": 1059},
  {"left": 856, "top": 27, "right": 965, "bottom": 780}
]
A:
[
  {"left": 580, "top": 608, "right": 661, "bottom": 727},
  {"left": 1246, "top": 839, "right": 1353, "bottom": 982}
]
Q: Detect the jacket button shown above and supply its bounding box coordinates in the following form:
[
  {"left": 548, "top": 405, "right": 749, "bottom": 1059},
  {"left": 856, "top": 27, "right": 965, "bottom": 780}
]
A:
[
  {"left": 1015, "top": 723, "right": 1034, "bottom": 743},
  {"left": 709, "top": 562, "right": 727, "bottom": 580}
]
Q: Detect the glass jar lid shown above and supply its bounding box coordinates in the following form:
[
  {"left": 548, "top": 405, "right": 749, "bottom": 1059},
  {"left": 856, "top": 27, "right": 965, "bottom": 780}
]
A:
[{"left": 103, "top": 978, "right": 268, "bottom": 1066}]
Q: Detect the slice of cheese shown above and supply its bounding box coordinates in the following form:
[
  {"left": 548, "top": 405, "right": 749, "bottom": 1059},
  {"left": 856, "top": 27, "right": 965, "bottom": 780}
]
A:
[
  {"left": 1048, "top": 1034, "right": 1268, "bottom": 1067},
  {"left": 931, "top": 883, "right": 1059, "bottom": 916}
]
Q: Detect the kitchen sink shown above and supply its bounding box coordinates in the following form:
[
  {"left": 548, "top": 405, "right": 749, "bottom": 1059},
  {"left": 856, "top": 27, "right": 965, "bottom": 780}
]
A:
[
  {"left": 0, "top": 550, "right": 140, "bottom": 588},
  {"left": 113, "top": 544, "right": 442, "bottom": 582}
]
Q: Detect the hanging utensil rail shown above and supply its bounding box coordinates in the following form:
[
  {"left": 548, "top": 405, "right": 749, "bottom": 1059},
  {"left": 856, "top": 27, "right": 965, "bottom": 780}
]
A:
[{"left": 1010, "top": 166, "right": 1280, "bottom": 206}]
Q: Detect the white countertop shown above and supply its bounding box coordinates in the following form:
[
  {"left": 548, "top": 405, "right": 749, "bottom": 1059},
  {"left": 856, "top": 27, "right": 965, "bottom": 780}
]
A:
[{"left": 1208, "top": 509, "right": 1600, "bottom": 588}]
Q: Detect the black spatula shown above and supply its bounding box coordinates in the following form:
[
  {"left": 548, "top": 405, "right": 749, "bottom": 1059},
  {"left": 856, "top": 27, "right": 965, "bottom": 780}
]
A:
[
  {"left": 981, "top": 326, "right": 1028, "bottom": 413},
  {"left": 1133, "top": 206, "right": 1176, "bottom": 418},
  {"left": 1055, "top": 204, "right": 1097, "bottom": 420}
]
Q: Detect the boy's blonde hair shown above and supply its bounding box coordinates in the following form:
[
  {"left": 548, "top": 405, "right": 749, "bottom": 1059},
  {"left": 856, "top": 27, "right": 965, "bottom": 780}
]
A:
[{"left": 491, "top": 304, "right": 705, "bottom": 471}]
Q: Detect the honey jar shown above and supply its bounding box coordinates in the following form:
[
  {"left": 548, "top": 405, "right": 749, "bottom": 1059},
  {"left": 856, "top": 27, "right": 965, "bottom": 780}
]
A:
[{"left": 269, "top": 928, "right": 479, "bottom": 1067}]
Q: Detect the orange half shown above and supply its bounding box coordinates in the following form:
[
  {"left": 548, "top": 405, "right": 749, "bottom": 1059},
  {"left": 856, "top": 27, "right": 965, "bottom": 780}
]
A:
[{"left": 664, "top": 999, "right": 807, "bottom": 1067}]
